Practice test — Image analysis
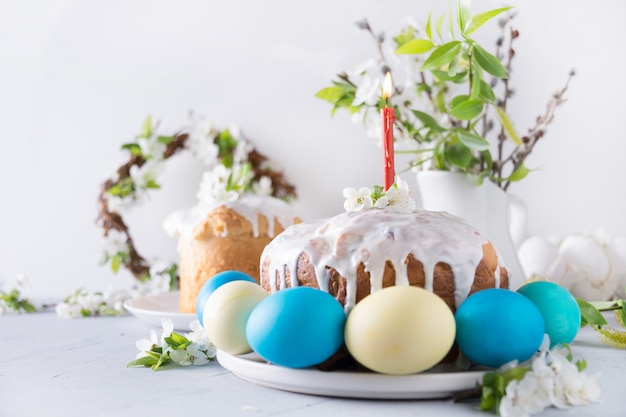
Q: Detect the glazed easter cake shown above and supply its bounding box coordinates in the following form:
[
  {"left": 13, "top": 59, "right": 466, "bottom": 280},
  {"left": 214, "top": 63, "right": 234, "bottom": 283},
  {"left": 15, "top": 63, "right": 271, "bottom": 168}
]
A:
[
  {"left": 166, "top": 194, "right": 300, "bottom": 313},
  {"left": 260, "top": 183, "right": 509, "bottom": 314}
]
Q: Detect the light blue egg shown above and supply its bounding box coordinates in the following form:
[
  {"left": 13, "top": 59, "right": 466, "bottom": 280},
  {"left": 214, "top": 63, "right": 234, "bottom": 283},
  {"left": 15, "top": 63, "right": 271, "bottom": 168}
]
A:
[
  {"left": 196, "top": 270, "right": 256, "bottom": 325},
  {"left": 246, "top": 287, "right": 346, "bottom": 368},
  {"left": 455, "top": 289, "right": 545, "bottom": 368},
  {"left": 517, "top": 281, "right": 581, "bottom": 347}
]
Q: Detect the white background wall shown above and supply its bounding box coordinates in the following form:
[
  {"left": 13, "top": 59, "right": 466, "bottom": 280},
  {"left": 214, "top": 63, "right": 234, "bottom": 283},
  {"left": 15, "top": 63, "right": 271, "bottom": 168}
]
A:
[{"left": 1, "top": 0, "right": 625, "bottom": 298}]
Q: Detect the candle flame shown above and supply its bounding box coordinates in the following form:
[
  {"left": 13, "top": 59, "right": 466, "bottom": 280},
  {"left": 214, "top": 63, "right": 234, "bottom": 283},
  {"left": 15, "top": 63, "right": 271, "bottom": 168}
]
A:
[{"left": 382, "top": 71, "right": 393, "bottom": 100}]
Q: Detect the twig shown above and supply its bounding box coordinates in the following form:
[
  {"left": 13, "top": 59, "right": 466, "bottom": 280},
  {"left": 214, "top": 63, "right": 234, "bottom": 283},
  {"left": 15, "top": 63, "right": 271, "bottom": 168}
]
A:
[{"left": 502, "top": 70, "right": 575, "bottom": 191}]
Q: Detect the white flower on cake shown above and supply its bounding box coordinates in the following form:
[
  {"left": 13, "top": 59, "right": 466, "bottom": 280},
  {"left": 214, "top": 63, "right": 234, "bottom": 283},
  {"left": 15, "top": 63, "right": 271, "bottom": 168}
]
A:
[
  {"left": 343, "top": 178, "right": 417, "bottom": 213},
  {"left": 196, "top": 163, "right": 256, "bottom": 204},
  {"left": 196, "top": 165, "right": 237, "bottom": 203},
  {"left": 343, "top": 187, "right": 374, "bottom": 212}
]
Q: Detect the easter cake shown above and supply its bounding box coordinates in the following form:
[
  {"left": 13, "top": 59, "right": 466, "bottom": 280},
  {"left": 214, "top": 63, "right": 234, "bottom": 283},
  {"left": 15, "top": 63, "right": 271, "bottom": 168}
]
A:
[
  {"left": 164, "top": 128, "right": 300, "bottom": 314},
  {"left": 166, "top": 194, "right": 300, "bottom": 313},
  {"left": 260, "top": 182, "right": 509, "bottom": 313}
]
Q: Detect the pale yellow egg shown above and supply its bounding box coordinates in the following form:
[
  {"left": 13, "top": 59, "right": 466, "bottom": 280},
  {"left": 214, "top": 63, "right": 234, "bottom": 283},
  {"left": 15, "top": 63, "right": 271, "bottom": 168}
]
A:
[
  {"left": 203, "top": 280, "right": 268, "bottom": 355},
  {"left": 344, "top": 286, "right": 455, "bottom": 375}
]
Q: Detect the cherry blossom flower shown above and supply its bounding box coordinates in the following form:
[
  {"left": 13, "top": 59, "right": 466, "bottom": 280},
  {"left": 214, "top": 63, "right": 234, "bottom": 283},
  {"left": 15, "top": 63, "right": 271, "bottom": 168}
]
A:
[
  {"left": 252, "top": 176, "right": 273, "bottom": 196},
  {"left": 186, "top": 115, "right": 220, "bottom": 166},
  {"left": 343, "top": 187, "right": 373, "bottom": 212},
  {"left": 498, "top": 343, "right": 600, "bottom": 417}
]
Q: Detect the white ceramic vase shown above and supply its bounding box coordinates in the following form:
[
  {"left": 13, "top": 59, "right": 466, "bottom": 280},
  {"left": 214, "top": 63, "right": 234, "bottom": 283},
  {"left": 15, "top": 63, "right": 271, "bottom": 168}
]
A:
[{"left": 415, "top": 171, "right": 526, "bottom": 290}]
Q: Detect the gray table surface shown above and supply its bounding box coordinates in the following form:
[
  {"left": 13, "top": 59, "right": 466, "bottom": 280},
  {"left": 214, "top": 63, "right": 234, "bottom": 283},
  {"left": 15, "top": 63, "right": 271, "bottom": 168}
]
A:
[{"left": 1, "top": 310, "right": 624, "bottom": 417}]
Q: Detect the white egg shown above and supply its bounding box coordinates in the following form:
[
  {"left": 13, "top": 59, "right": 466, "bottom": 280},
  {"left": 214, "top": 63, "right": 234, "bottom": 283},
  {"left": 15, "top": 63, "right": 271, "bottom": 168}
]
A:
[
  {"left": 202, "top": 281, "right": 268, "bottom": 355},
  {"left": 607, "top": 237, "right": 626, "bottom": 298},
  {"left": 559, "top": 235, "right": 610, "bottom": 283},
  {"left": 559, "top": 235, "right": 616, "bottom": 300},
  {"left": 344, "top": 286, "right": 455, "bottom": 375},
  {"left": 518, "top": 236, "right": 559, "bottom": 279}
]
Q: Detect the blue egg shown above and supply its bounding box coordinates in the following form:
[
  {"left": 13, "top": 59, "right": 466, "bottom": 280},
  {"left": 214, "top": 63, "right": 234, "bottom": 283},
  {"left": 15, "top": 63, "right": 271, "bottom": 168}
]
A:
[
  {"left": 455, "top": 289, "right": 545, "bottom": 368},
  {"left": 246, "top": 287, "right": 346, "bottom": 368},
  {"left": 196, "top": 270, "right": 256, "bottom": 325},
  {"left": 517, "top": 281, "right": 581, "bottom": 347}
]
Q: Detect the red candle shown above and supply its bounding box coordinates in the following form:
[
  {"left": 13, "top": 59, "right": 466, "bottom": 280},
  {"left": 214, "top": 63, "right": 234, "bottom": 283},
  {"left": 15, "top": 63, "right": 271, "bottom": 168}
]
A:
[{"left": 381, "top": 71, "right": 395, "bottom": 190}]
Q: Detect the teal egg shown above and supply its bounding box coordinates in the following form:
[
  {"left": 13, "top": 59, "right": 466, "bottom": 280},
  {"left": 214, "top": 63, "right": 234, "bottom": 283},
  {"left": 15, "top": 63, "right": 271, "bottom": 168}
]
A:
[
  {"left": 455, "top": 289, "right": 545, "bottom": 368},
  {"left": 517, "top": 281, "right": 581, "bottom": 347},
  {"left": 196, "top": 270, "right": 256, "bottom": 326},
  {"left": 246, "top": 287, "right": 346, "bottom": 368}
]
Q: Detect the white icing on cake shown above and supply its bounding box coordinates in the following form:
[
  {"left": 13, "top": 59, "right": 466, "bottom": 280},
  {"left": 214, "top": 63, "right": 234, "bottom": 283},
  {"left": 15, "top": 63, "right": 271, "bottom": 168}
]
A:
[
  {"left": 262, "top": 208, "right": 501, "bottom": 311},
  {"left": 164, "top": 194, "right": 298, "bottom": 243}
]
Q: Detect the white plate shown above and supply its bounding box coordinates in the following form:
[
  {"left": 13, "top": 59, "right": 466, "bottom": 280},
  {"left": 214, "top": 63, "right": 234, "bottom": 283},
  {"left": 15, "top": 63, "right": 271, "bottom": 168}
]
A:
[
  {"left": 217, "top": 350, "right": 486, "bottom": 399},
  {"left": 124, "top": 291, "right": 195, "bottom": 331}
]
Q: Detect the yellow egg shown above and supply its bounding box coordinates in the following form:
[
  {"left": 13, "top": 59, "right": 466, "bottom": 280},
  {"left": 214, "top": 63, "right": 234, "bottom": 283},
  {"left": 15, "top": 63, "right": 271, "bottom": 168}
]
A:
[
  {"left": 203, "top": 280, "right": 268, "bottom": 355},
  {"left": 344, "top": 286, "right": 455, "bottom": 375}
]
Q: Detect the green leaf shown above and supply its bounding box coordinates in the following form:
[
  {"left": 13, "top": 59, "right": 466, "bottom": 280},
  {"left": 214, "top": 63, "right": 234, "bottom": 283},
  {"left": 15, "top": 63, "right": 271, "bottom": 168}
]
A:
[
  {"left": 495, "top": 107, "right": 522, "bottom": 145},
  {"left": 482, "top": 372, "right": 497, "bottom": 386},
  {"left": 432, "top": 69, "right": 467, "bottom": 83},
  {"left": 165, "top": 332, "right": 190, "bottom": 348},
  {"left": 469, "top": 55, "right": 483, "bottom": 99},
  {"left": 481, "top": 149, "right": 493, "bottom": 171},
  {"left": 618, "top": 300, "right": 626, "bottom": 328},
  {"left": 434, "top": 140, "right": 446, "bottom": 169},
  {"left": 508, "top": 163, "right": 529, "bottom": 182},
  {"left": 144, "top": 180, "right": 160, "bottom": 190},
  {"left": 465, "top": 7, "right": 513, "bottom": 36},
  {"left": 457, "top": 0, "right": 472, "bottom": 35},
  {"left": 315, "top": 86, "right": 346, "bottom": 103},
  {"left": 332, "top": 98, "right": 360, "bottom": 116},
  {"left": 107, "top": 177, "right": 135, "bottom": 198},
  {"left": 139, "top": 116, "right": 152, "bottom": 139},
  {"left": 457, "top": 130, "right": 490, "bottom": 151},
  {"left": 577, "top": 298, "right": 608, "bottom": 327},
  {"left": 473, "top": 43, "right": 508, "bottom": 79},
  {"left": 479, "top": 391, "right": 496, "bottom": 411},
  {"left": 478, "top": 80, "right": 496, "bottom": 103},
  {"left": 412, "top": 110, "right": 445, "bottom": 133},
  {"left": 127, "top": 356, "right": 158, "bottom": 368},
  {"left": 436, "top": 14, "right": 446, "bottom": 42},
  {"left": 151, "top": 354, "right": 171, "bottom": 371},
  {"left": 449, "top": 99, "right": 484, "bottom": 120},
  {"left": 446, "top": 142, "right": 473, "bottom": 169},
  {"left": 121, "top": 143, "right": 142, "bottom": 156},
  {"left": 157, "top": 135, "right": 174, "bottom": 145},
  {"left": 447, "top": 55, "right": 461, "bottom": 77},
  {"left": 450, "top": 94, "right": 469, "bottom": 109},
  {"left": 395, "top": 39, "right": 434, "bottom": 55},
  {"left": 111, "top": 254, "right": 122, "bottom": 273},
  {"left": 421, "top": 41, "right": 462, "bottom": 71},
  {"left": 434, "top": 89, "right": 447, "bottom": 113},
  {"left": 425, "top": 11, "right": 433, "bottom": 40}
]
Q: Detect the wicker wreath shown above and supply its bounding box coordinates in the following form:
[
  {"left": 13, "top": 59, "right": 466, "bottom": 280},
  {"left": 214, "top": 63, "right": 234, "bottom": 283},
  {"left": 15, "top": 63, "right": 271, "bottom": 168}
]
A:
[{"left": 96, "top": 117, "right": 297, "bottom": 284}]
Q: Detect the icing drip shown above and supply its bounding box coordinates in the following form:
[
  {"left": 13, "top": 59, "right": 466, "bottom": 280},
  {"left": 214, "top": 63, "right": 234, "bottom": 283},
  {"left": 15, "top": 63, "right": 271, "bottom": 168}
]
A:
[
  {"left": 262, "top": 209, "right": 500, "bottom": 311},
  {"left": 163, "top": 194, "right": 298, "bottom": 244}
]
